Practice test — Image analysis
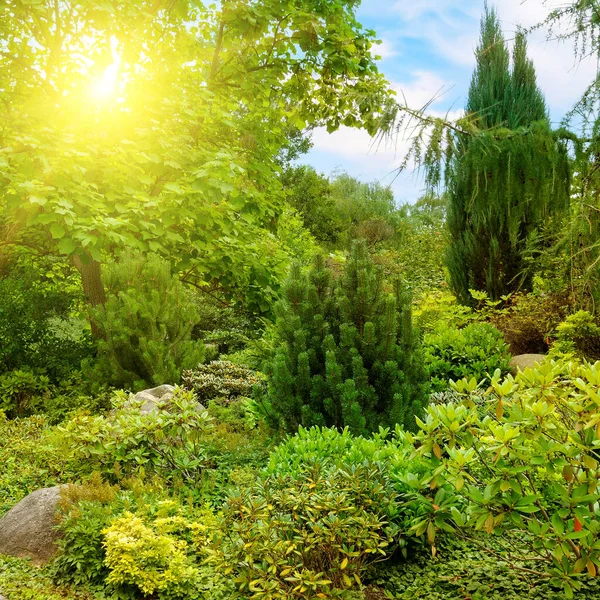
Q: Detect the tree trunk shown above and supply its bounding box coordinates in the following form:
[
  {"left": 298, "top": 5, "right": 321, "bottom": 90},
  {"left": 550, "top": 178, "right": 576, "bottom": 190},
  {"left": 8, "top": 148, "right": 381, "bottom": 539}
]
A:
[{"left": 71, "top": 254, "right": 106, "bottom": 338}]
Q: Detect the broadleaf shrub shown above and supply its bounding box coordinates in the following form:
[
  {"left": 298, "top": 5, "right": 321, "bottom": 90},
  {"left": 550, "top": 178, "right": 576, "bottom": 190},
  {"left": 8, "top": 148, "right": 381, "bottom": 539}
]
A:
[
  {"left": 407, "top": 360, "right": 600, "bottom": 597},
  {"left": 423, "top": 322, "right": 512, "bottom": 392},
  {"left": 181, "top": 361, "right": 262, "bottom": 404},
  {"left": 213, "top": 463, "right": 396, "bottom": 599},
  {"left": 58, "top": 388, "right": 211, "bottom": 486}
]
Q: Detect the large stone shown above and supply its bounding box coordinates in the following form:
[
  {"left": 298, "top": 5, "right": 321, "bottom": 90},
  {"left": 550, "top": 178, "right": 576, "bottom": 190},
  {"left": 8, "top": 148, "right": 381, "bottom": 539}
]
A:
[
  {"left": 0, "top": 486, "right": 63, "bottom": 564},
  {"left": 510, "top": 354, "right": 546, "bottom": 374},
  {"left": 126, "top": 384, "right": 205, "bottom": 414}
]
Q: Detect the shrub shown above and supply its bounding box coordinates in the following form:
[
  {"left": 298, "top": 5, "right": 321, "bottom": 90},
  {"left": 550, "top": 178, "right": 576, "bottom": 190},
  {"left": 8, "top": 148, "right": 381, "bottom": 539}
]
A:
[
  {"left": 103, "top": 512, "right": 199, "bottom": 597},
  {"left": 181, "top": 361, "right": 262, "bottom": 404},
  {"left": 58, "top": 388, "right": 212, "bottom": 486},
  {"left": 263, "top": 241, "right": 428, "bottom": 434},
  {"left": 490, "top": 291, "right": 567, "bottom": 355},
  {"left": 407, "top": 360, "right": 600, "bottom": 597},
  {"left": 0, "top": 259, "right": 93, "bottom": 382},
  {"left": 0, "top": 369, "right": 50, "bottom": 417},
  {"left": 53, "top": 481, "right": 125, "bottom": 587},
  {"left": 552, "top": 310, "right": 600, "bottom": 360},
  {"left": 214, "top": 463, "right": 397, "bottom": 599},
  {"left": 0, "top": 412, "right": 73, "bottom": 514},
  {"left": 86, "top": 253, "right": 205, "bottom": 391},
  {"left": 423, "top": 323, "right": 512, "bottom": 392}
]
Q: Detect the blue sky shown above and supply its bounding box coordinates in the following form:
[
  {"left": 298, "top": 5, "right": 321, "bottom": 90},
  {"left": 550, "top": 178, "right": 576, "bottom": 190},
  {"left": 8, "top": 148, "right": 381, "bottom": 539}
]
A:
[{"left": 303, "top": 0, "right": 598, "bottom": 204}]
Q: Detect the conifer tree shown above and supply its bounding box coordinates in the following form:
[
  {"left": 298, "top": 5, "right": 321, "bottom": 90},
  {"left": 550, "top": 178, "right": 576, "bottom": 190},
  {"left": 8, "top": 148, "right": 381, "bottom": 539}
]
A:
[
  {"left": 264, "top": 241, "right": 428, "bottom": 434},
  {"left": 86, "top": 253, "right": 205, "bottom": 390},
  {"left": 446, "top": 6, "right": 570, "bottom": 304}
]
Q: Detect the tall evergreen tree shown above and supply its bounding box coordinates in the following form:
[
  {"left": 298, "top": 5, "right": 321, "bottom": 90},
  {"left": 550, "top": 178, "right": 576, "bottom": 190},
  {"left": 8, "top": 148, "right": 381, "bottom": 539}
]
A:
[
  {"left": 263, "top": 241, "right": 428, "bottom": 435},
  {"left": 446, "top": 6, "right": 570, "bottom": 304}
]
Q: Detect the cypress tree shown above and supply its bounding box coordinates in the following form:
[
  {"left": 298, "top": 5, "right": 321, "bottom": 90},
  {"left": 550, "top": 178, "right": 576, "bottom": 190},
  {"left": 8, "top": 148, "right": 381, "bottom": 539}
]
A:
[
  {"left": 264, "top": 241, "right": 428, "bottom": 435},
  {"left": 446, "top": 5, "right": 570, "bottom": 304}
]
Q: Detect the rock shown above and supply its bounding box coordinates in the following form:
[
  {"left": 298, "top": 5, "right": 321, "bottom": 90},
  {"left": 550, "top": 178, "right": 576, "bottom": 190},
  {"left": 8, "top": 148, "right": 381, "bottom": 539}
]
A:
[
  {"left": 127, "top": 384, "right": 205, "bottom": 414},
  {"left": 510, "top": 354, "right": 546, "bottom": 374},
  {"left": 129, "top": 384, "right": 176, "bottom": 414},
  {"left": 0, "top": 486, "right": 63, "bottom": 565}
]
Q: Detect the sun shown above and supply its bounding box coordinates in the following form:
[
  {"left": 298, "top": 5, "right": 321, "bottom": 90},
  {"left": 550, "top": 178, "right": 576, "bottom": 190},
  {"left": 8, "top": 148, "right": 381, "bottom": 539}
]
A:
[{"left": 89, "top": 36, "right": 121, "bottom": 102}]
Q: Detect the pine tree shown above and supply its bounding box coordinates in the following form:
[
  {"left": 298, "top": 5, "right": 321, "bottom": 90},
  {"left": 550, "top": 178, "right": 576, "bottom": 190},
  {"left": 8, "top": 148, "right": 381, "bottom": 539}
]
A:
[
  {"left": 446, "top": 5, "right": 570, "bottom": 304},
  {"left": 86, "top": 253, "right": 205, "bottom": 390},
  {"left": 264, "top": 241, "right": 428, "bottom": 434}
]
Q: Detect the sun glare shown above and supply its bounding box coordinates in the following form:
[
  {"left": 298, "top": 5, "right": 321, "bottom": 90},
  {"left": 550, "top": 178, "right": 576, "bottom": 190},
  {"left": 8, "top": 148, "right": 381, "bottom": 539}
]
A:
[{"left": 90, "top": 36, "right": 121, "bottom": 102}]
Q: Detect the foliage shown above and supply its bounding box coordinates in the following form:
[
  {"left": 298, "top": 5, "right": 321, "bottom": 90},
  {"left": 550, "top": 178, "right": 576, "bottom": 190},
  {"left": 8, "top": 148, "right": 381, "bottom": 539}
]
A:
[
  {"left": 0, "top": 555, "right": 97, "bottom": 600},
  {"left": 53, "top": 477, "right": 123, "bottom": 587},
  {"left": 445, "top": 8, "right": 569, "bottom": 304},
  {"left": 181, "top": 361, "right": 262, "bottom": 404},
  {"left": 59, "top": 388, "right": 211, "bottom": 486},
  {"left": 413, "top": 291, "right": 475, "bottom": 332},
  {"left": 0, "top": 259, "right": 92, "bottom": 381},
  {"left": 0, "top": 369, "right": 50, "bottom": 418},
  {"left": 212, "top": 463, "right": 397, "bottom": 599},
  {"left": 0, "top": 412, "right": 74, "bottom": 515},
  {"left": 282, "top": 166, "right": 342, "bottom": 244},
  {"left": 87, "top": 254, "right": 205, "bottom": 391},
  {"left": 407, "top": 360, "right": 600, "bottom": 597},
  {"left": 266, "top": 426, "right": 427, "bottom": 543},
  {"left": 372, "top": 195, "right": 448, "bottom": 299},
  {"left": 372, "top": 537, "right": 600, "bottom": 600},
  {"left": 103, "top": 511, "right": 199, "bottom": 597},
  {"left": 263, "top": 241, "right": 428, "bottom": 435},
  {"left": 552, "top": 310, "right": 600, "bottom": 360},
  {"left": 490, "top": 291, "right": 568, "bottom": 355},
  {"left": 423, "top": 323, "right": 512, "bottom": 392},
  {"left": 0, "top": 0, "right": 391, "bottom": 318}
]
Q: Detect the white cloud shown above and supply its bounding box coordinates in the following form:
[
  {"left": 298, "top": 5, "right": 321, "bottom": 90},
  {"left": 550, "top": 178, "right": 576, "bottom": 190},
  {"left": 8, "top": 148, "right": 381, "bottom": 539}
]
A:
[{"left": 371, "top": 38, "right": 398, "bottom": 60}]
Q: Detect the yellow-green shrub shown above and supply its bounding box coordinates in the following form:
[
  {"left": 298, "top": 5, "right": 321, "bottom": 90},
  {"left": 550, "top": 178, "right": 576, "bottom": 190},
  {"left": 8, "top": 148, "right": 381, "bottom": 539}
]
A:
[{"left": 103, "top": 512, "right": 198, "bottom": 596}]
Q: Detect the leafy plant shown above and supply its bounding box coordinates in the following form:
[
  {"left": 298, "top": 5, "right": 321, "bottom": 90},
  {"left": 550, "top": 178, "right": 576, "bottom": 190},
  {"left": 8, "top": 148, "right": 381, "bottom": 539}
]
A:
[
  {"left": 58, "top": 388, "right": 212, "bottom": 486},
  {"left": 263, "top": 241, "right": 428, "bottom": 434},
  {"left": 552, "top": 310, "right": 600, "bottom": 360},
  {"left": 86, "top": 254, "right": 205, "bottom": 391},
  {"left": 181, "top": 361, "right": 262, "bottom": 404},
  {"left": 0, "top": 369, "right": 50, "bottom": 417},
  {"left": 423, "top": 323, "right": 512, "bottom": 392},
  {"left": 212, "top": 463, "right": 397, "bottom": 599},
  {"left": 407, "top": 360, "right": 600, "bottom": 597}
]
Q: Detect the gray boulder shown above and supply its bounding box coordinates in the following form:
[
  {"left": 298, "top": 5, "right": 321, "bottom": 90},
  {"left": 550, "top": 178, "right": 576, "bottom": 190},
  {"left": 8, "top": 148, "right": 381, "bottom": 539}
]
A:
[
  {"left": 510, "top": 354, "right": 546, "bottom": 374},
  {"left": 126, "top": 384, "right": 205, "bottom": 414},
  {"left": 131, "top": 384, "right": 176, "bottom": 414},
  {"left": 0, "top": 486, "right": 63, "bottom": 564}
]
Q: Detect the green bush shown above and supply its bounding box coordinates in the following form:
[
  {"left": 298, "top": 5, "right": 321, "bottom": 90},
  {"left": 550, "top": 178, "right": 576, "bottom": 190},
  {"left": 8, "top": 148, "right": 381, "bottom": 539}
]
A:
[
  {"left": 86, "top": 253, "right": 205, "bottom": 391},
  {"left": 53, "top": 478, "right": 123, "bottom": 587},
  {"left": 423, "top": 322, "right": 512, "bottom": 392},
  {"left": 0, "top": 259, "right": 93, "bottom": 382},
  {"left": 59, "top": 388, "right": 211, "bottom": 486},
  {"left": 214, "top": 463, "right": 397, "bottom": 599},
  {"left": 372, "top": 537, "right": 600, "bottom": 599},
  {"left": 181, "top": 361, "right": 262, "bottom": 404},
  {"left": 0, "top": 412, "right": 75, "bottom": 514},
  {"left": 0, "top": 369, "right": 50, "bottom": 417},
  {"left": 263, "top": 241, "right": 428, "bottom": 434},
  {"left": 407, "top": 360, "right": 600, "bottom": 597},
  {"left": 552, "top": 310, "right": 600, "bottom": 360}
]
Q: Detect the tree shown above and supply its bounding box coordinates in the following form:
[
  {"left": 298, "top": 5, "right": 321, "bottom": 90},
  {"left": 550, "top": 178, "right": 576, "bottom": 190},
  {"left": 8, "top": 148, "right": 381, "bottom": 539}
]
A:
[
  {"left": 86, "top": 253, "right": 204, "bottom": 391},
  {"left": 0, "top": 0, "right": 392, "bottom": 321},
  {"left": 281, "top": 166, "right": 342, "bottom": 244},
  {"left": 445, "top": 6, "right": 570, "bottom": 304},
  {"left": 263, "top": 241, "right": 428, "bottom": 434}
]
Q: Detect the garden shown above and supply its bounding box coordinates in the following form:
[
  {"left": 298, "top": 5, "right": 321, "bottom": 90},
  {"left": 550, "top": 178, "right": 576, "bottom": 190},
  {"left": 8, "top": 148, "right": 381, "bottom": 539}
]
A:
[{"left": 2, "top": 1, "right": 600, "bottom": 599}]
